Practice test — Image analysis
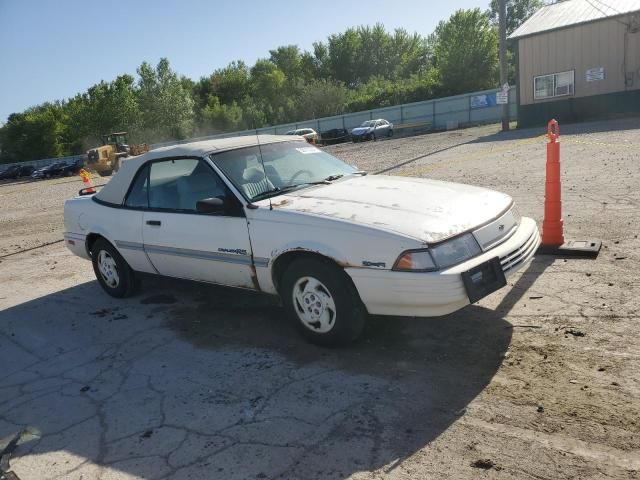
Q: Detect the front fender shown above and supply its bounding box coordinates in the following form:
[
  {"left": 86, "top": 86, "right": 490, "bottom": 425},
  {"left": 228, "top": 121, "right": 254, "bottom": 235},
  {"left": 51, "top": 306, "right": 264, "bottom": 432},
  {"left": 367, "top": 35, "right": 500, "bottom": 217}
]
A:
[
  {"left": 270, "top": 241, "right": 353, "bottom": 268},
  {"left": 255, "top": 241, "right": 353, "bottom": 295}
]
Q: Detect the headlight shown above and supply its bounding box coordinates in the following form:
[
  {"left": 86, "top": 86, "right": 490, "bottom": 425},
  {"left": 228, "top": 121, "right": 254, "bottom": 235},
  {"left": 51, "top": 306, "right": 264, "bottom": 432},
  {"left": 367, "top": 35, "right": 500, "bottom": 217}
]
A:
[
  {"left": 393, "top": 250, "right": 437, "bottom": 272},
  {"left": 430, "top": 233, "right": 482, "bottom": 268},
  {"left": 393, "top": 233, "right": 482, "bottom": 271}
]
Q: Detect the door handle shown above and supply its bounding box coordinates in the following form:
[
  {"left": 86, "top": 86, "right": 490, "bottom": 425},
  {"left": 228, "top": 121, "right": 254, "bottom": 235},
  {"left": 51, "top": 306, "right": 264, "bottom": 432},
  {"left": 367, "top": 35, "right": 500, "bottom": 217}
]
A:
[{"left": 146, "top": 220, "right": 161, "bottom": 226}]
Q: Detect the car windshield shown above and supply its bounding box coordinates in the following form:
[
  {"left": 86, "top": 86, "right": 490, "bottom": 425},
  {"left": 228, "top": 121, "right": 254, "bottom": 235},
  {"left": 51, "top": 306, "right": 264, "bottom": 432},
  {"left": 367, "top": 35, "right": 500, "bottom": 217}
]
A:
[
  {"left": 211, "top": 141, "right": 358, "bottom": 201},
  {"left": 360, "top": 121, "right": 375, "bottom": 127}
]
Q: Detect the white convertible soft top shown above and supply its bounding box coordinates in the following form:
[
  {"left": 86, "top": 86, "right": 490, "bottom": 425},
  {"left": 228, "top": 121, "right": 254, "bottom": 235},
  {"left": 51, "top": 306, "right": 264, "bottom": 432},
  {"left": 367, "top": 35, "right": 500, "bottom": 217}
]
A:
[{"left": 94, "top": 135, "right": 295, "bottom": 205}]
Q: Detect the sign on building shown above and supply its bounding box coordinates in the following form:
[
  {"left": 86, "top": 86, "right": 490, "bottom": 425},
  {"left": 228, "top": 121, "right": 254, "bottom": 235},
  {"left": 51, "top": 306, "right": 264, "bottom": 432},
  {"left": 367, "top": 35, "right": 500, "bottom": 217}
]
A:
[{"left": 586, "top": 67, "right": 605, "bottom": 82}]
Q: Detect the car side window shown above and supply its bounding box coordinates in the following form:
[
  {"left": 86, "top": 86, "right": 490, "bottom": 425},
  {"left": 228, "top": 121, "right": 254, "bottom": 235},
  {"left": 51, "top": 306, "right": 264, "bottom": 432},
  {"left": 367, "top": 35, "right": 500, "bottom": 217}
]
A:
[
  {"left": 125, "top": 164, "right": 150, "bottom": 208},
  {"left": 146, "top": 158, "right": 231, "bottom": 213}
]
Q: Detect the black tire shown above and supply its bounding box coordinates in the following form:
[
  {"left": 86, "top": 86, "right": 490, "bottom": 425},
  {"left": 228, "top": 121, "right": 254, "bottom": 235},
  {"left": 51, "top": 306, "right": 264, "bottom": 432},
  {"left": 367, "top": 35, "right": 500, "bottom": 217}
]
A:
[
  {"left": 98, "top": 169, "right": 113, "bottom": 177},
  {"left": 388, "top": 129, "right": 393, "bottom": 137},
  {"left": 281, "top": 258, "right": 367, "bottom": 346},
  {"left": 91, "top": 238, "right": 135, "bottom": 298}
]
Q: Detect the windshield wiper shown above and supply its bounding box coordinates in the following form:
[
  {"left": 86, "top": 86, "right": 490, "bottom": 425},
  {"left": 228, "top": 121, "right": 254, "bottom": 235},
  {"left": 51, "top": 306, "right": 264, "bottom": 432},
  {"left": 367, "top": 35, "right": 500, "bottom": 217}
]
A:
[
  {"left": 323, "top": 174, "right": 344, "bottom": 181},
  {"left": 250, "top": 184, "right": 307, "bottom": 202},
  {"left": 250, "top": 175, "right": 349, "bottom": 202}
]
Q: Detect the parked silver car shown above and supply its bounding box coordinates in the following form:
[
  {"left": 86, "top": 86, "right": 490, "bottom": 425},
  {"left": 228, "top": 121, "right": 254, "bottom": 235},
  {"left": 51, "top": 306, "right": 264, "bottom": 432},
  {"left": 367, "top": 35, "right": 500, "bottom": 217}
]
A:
[{"left": 351, "top": 119, "right": 394, "bottom": 142}]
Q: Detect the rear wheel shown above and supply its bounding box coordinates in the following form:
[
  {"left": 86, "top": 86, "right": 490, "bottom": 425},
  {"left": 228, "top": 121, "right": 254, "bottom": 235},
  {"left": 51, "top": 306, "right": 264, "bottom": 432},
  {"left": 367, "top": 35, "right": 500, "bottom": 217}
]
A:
[
  {"left": 281, "top": 258, "right": 367, "bottom": 346},
  {"left": 387, "top": 129, "right": 394, "bottom": 137},
  {"left": 91, "top": 238, "right": 135, "bottom": 298},
  {"left": 98, "top": 169, "right": 113, "bottom": 177}
]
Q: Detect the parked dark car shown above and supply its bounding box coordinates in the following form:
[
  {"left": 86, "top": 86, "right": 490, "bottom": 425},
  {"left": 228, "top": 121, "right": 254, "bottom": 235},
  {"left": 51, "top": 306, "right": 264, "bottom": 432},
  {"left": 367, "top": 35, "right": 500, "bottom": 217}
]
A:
[
  {"left": 0, "top": 164, "right": 35, "bottom": 180},
  {"left": 31, "top": 162, "right": 67, "bottom": 180},
  {"left": 60, "top": 158, "right": 85, "bottom": 176},
  {"left": 320, "top": 128, "right": 350, "bottom": 145}
]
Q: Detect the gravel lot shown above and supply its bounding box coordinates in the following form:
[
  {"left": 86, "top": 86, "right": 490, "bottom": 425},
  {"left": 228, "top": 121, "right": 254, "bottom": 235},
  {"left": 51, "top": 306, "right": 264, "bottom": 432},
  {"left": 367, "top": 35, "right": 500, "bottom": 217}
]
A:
[{"left": 1, "top": 118, "right": 639, "bottom": 479}]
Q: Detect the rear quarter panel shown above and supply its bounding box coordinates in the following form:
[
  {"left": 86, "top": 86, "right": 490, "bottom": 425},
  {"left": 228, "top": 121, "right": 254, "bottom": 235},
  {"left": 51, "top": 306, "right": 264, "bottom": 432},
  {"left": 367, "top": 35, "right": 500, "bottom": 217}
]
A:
[{"left": 64, "top": 196, "right": 155, "bottom": 273}]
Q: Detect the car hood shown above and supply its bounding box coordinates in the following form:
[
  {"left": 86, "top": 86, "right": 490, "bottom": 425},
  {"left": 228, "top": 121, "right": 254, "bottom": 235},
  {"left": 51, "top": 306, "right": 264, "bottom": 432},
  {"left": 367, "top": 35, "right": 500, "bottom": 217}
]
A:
[
  {"left": 351, "top": 127, "right": 372, "bottom": 134},
  {"left": 271, "top": 175, "right": 512, "bottom": 243}
]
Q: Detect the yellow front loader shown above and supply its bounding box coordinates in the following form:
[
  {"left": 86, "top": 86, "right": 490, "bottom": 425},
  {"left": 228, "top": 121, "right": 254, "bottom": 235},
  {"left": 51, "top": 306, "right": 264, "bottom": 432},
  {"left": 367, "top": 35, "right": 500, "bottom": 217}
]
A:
[{"left": 85, "top": 132, "right": 150, "bottom": 176}]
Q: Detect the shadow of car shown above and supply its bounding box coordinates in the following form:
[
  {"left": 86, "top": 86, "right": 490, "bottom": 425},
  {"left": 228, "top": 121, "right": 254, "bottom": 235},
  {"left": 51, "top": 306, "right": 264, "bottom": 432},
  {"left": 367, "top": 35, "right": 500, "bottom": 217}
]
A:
[{"left": 1, "top": 275, "right": 510, "bottom": 479}]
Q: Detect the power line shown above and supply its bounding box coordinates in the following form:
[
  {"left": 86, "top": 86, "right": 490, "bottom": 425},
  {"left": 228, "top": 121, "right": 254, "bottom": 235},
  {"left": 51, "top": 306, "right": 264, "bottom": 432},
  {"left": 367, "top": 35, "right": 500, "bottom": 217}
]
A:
[
  {"left": 591, "top": 0, "right": 623, "bottom": 15},
  {"left": 584, "top": 0, "right": 630, "bottom": 26}
]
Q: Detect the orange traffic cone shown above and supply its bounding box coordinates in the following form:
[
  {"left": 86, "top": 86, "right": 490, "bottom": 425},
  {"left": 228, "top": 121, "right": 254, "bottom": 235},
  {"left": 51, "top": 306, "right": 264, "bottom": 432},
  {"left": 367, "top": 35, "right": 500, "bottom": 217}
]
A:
[
  {"left": 537, "top": 119, "right": 601, "bottom": 258},
  {"left": 79, "top": 168, "right": 95, "bottom": 194},
  {"left": 541, "top": 120, "right": 564, "bottom": 246}
]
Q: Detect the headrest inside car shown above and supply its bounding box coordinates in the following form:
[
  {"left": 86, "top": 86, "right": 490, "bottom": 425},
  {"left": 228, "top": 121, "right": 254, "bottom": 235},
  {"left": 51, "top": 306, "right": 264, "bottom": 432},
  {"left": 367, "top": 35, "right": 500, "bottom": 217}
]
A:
[{"left": 243, "top": 167, "right": 266, "bottom": 183}]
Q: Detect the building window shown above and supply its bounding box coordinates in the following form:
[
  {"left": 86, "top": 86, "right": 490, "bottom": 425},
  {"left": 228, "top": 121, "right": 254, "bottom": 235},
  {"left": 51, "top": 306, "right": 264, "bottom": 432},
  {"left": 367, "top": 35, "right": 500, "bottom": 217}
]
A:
[{"left": 534, "top": 71, "right": 574, "bottom": 100}]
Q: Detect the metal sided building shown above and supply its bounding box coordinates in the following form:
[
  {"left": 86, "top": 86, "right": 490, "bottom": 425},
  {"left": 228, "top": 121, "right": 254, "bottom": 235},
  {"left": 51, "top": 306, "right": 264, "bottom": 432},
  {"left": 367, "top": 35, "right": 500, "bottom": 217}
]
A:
[{"left": 510, "top": 0, "right": 640, "bottom": 128}]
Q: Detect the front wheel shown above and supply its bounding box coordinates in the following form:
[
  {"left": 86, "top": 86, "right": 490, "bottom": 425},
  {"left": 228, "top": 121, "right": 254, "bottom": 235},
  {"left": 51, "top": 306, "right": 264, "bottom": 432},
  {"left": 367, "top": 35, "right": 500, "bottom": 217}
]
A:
[
  {"left": 387, "top": 129, "right": 393, "bottom": 137},
  {"left": 91, "top": 238, "right": 135, "bottom": 298},
  {"left": 281, "top": 258, "right": 367, "bottom": 346}
]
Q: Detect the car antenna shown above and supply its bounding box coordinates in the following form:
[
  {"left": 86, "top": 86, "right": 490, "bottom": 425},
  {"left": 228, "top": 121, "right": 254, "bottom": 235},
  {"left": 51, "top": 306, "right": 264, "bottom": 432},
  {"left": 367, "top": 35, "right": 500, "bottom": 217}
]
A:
[{"left": 254, "top": 125, "right": 273, "bottom": 211}]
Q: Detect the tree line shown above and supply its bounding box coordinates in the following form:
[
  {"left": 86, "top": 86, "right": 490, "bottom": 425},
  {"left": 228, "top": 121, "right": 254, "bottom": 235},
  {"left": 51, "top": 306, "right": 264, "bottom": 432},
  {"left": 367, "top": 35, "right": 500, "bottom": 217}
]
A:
[{"left": 0, "top": 0, "right": 541, "bottom": 163}]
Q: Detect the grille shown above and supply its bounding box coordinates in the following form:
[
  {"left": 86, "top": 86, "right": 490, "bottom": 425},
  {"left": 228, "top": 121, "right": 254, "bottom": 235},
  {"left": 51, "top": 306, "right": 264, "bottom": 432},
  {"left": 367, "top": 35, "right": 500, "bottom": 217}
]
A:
[
  {"left": 474, "top": 208, "right": 518, "bottom": 251},
  {"left": 500, "top": 226, "right": 540, "bottom": 274}
]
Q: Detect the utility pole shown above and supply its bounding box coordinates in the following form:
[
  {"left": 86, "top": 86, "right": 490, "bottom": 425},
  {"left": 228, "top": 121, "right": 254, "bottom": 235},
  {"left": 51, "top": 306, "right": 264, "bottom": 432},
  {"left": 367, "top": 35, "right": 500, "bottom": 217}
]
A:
[{"left": 499, "top": 0, "right": 510, "bottom": 131}]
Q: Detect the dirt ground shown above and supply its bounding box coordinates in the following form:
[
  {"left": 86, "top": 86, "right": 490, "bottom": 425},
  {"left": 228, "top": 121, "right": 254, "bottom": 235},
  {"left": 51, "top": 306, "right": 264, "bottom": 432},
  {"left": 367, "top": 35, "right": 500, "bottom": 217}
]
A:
[{"left": 1, "top": 118, "right": 639, "bottom": 479}]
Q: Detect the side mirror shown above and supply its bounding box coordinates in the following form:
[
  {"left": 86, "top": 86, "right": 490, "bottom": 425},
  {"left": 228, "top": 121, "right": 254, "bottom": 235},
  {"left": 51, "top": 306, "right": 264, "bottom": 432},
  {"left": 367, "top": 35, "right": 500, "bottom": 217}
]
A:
[{"left": 196, "top": 197, "right": 225, "bottom": 214}]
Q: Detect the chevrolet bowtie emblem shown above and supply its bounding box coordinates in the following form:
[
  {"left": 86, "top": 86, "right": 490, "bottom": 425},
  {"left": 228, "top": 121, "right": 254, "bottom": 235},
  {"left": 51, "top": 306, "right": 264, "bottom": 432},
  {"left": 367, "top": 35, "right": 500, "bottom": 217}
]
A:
[{"left": 498, "top": 224, "right": 505, "bottom": 231}]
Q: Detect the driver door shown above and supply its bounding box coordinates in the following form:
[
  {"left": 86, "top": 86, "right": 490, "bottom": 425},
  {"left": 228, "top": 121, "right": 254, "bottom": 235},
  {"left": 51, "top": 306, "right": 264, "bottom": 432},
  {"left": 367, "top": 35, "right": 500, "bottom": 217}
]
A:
[{"left": 127, "top": 157, "right": 255, "bottom": 288}]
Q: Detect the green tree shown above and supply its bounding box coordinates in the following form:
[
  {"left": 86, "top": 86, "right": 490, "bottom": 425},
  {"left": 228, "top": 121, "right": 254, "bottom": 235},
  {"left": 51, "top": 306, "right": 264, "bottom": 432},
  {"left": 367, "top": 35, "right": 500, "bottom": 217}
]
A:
[
  {"left": 269, "top": 45, "right": 303, "bottom": 83},
  {"left": 201, "top": 96, "right": 244, "bottom": 132},
  {"left": 433, "top": 9, "right": 499, "bottom": 96},
  {"left": 80, "top": 74, "right": 141, "bottom": 144},
  {"left": 296, "top": 79, "right": 349, "bottom": 119},
  {"left": 250, "top": 59, "right": 291, "bottom": 124},
  {"left": 0, "top": 104, "right": 66, "bottom": 162},
  {"left": 137, "top": 58, "right": 194, "bottom": 141},
  {"left": 488, "top": 0, "right": 543, "bottom": 35}
]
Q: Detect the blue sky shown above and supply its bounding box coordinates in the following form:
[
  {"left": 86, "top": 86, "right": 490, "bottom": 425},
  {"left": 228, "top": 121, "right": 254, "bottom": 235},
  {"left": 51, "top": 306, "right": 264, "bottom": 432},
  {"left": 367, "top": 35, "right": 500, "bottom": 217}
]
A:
[{"left": 0, "top": 0, "right": 486, "bottom": 123}]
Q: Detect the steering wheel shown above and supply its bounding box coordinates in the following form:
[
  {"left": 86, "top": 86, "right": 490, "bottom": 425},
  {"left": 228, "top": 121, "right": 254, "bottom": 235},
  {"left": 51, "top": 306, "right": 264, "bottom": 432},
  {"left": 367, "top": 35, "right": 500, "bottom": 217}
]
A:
[{"left": 289, "top": 169, "right": 314, "bottom": 185}]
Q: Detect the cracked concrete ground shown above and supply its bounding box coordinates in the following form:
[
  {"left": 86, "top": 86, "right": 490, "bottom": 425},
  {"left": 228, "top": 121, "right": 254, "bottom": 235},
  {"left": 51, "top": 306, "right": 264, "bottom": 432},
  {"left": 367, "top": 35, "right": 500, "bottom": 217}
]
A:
[{"left": 1, "top": 118, "right": 639, "bottom": 479}]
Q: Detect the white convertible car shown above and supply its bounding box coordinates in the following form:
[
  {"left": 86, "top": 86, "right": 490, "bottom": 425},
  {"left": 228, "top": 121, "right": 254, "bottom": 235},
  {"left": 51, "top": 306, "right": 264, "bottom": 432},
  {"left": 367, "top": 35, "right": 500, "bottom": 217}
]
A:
[{"left": 64, "top": 135, "right": 540, "bottom": 345}]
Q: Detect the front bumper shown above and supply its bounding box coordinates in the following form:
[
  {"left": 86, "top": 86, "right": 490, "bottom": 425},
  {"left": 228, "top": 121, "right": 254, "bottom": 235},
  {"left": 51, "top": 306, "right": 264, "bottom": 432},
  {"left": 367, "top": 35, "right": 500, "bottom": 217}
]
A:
[
  {"left": 346, "top": 217, "right": 540, "bottom": 317},
  {"left": 351, "top": 131, "right": 370, "bottom": 138}
]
